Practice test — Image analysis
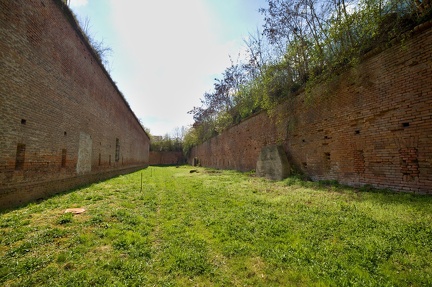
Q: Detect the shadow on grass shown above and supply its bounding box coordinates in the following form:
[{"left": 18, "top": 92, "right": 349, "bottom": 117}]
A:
[
  {"left": 0, "top": 169, "right": 148, "bottom": 214},
  {"left": 0, "top": 184, "right": 95, "bottom": 215},
  {"left": 282, "top": 174, "right": 432, "bottom": 207},
  {"left": 149, "top": 164, "right": 188, "bottom": 167}
]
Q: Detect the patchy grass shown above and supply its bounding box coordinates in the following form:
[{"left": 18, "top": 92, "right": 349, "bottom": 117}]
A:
[{"left": 1, "top": 166, "right": 432, "bottom": 286}]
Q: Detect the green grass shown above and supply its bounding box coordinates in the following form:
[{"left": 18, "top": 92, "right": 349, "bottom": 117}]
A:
[{"left": 1, "top": 166, "right": 432, "bottom": 286}]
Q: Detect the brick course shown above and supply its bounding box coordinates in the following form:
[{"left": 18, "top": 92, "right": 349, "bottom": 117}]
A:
[
  {"left": 0, "top": 0, "right": 150, "bottom": 208},
  {"left": 190, "top": 24, "right": 432, "bottom": 193},
  {"left": 149, "top": 151, "right": 184, "bottom": 166}
]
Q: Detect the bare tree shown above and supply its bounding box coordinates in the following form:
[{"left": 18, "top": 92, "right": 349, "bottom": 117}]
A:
[{"left": 79, "top": 16, "right": 112, "bottom": 69}]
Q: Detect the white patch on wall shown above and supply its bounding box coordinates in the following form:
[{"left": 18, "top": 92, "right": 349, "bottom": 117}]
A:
[{"left": 76, "top": 132, "right": 92, "bottom": 174}]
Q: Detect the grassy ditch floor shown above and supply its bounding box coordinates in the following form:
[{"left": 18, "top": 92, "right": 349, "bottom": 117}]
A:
[{"left": 1, "top": 166, "right": 432, "bottom": 286}]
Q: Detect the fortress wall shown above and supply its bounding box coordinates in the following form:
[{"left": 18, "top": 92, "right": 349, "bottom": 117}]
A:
[
  {"left": 149, "top": 151, "right": 184, "bottom": 166},
  {"left": 190, "top": 24, "right": 432, "bottom": 193},
  {"left": 0, "top": 0, "right": 150, "bottom": 208}
]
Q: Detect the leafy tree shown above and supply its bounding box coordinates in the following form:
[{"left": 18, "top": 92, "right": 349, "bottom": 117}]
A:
[
  {"left": 185, "top": 0, "right": 428, "bottom": 152},
  {"left": 146, "top": 127, "right": 186, "bottom": 152}
]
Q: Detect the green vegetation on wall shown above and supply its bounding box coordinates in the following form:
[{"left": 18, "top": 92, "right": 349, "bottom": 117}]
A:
[{"left": 185, "top": 0, "right": 431, "bottom": 153}]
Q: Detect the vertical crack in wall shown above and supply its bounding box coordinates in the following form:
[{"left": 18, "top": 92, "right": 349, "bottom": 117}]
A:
[
  {"left": 15, "top": 144, "right": 26, "bottom": 170},
  {"left": 399, "top": 147, "right": 419, "bottom": 182},
  {"left": 354, "top": 150, "right": 365, "bottom": 174},
  {"left": 61, "top": 149, "right": 67, "bottom": 168}
]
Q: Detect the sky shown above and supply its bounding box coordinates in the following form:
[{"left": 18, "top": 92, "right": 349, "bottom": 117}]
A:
[{"left": 68, "top": 0, "right": 267, "bottom": 136}]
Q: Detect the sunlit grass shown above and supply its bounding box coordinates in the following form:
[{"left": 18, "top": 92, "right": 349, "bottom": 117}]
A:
[{"left": 1, "top": 166, "right": 432, "bottom": 286}]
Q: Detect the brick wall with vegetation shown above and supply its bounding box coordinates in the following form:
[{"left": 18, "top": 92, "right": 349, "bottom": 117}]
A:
[
  {"left": 190, "top": 25, "right": 432, "bottom": 193},
  {"left": 0, "top": 0, "right": 150, "bottom": 208}
]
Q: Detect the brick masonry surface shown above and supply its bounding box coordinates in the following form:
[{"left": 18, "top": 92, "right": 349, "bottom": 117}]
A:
[
  {"left": 149, "top": 151, "right": 184, "bottom": 166},
  {"left": 190, "top": 24, "right": 432, "bottom": 193},
  {"left": 0, "top": 0, "right": 150, "bottom": 208}
]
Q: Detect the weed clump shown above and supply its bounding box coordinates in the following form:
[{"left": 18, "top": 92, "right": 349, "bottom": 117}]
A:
[{"left": 57, "top": 212, "right": 73, "bottom": 225}]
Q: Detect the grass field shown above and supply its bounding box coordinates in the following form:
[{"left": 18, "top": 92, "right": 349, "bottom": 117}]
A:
[{"left": 1, "top": 166, "right": 432, "bottom": 286}]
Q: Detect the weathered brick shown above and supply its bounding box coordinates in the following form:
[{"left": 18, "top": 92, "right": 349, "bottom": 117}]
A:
[
  {"left": 190, "top": 24, "right": 432, "bottom": 193},
  {"left": 0, "top": 0, "right": 150, "bottom": 208}
]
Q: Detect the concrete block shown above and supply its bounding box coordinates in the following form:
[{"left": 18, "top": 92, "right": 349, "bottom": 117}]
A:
[{"left": 256, "top": 145, "right": 290, "bottom": 180}]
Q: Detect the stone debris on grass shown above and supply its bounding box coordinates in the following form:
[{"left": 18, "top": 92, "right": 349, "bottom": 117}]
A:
[{"left": 64, "top": 208, "right": 86, "bottom": 214}]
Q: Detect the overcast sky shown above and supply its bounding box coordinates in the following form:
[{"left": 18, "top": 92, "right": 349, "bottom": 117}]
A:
[{"left": 69, "top": 0, "right": 266, "bottom": 136}]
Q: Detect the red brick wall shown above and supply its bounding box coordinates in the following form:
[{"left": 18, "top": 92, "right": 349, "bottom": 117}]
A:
[
  {"left": 190, "top": 24, "right": 432, "bottom": 193},
  {"left": 149, "top": 151, "right": 184, "bottom": 165},
  {"left": 0, "top": 0, "right": 150, "bottom": 208}
]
